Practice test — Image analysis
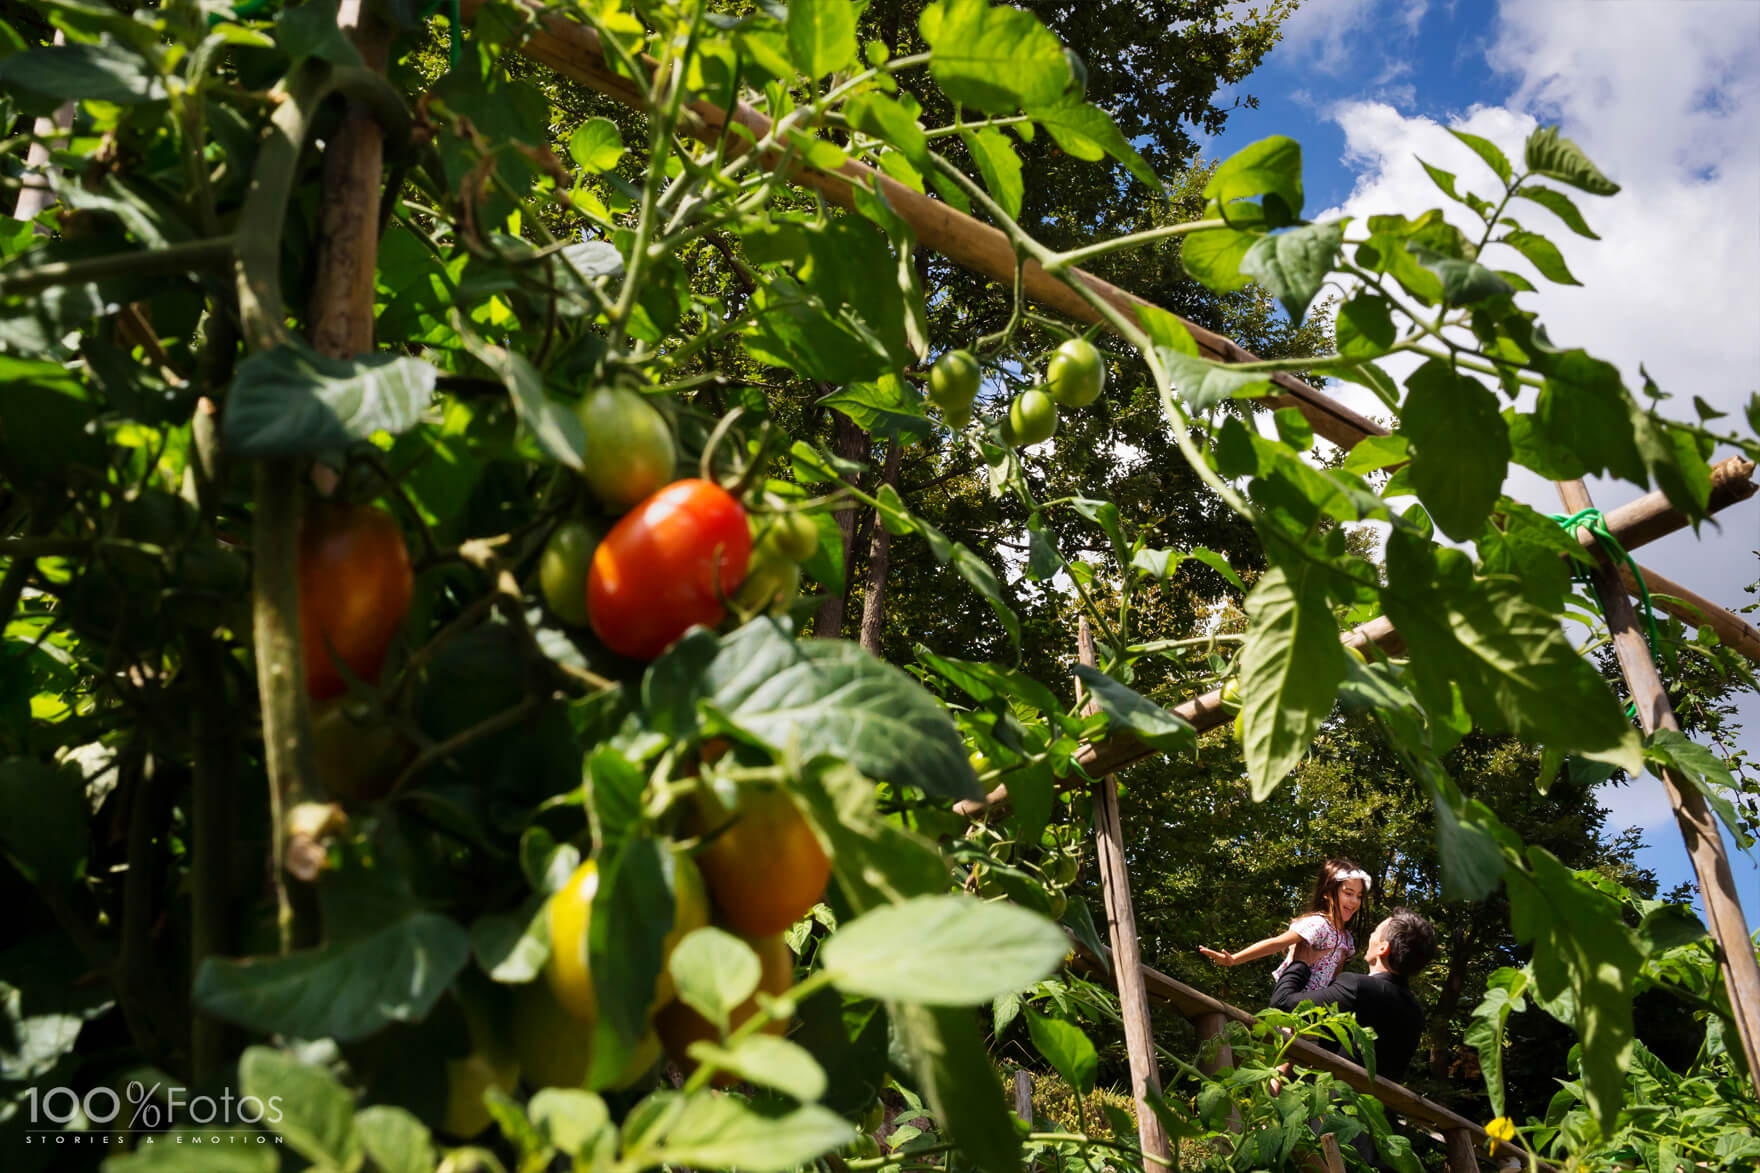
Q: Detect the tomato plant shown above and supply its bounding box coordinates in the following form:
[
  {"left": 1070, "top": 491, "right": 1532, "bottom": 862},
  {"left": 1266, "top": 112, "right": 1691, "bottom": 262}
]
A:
[
  {"left": 929, "top": 348, "right": 982, "bottom": 424},
  {"left": 297, "top": 503, "right": 413, "bottom": 700},
  {"left": 689, "top": 784, "right": 832, "bottom": 937},
  {"left": 1007, "top": 388, "right": 1059, "bottom": 447},
  {"left": 587, "top": 478, "right": 752, "bottom": 660}
]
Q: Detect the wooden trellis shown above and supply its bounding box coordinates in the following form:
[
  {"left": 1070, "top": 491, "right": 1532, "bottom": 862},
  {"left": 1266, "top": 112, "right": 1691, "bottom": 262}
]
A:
[{"left": 467, "top": 1, "right": 1760, "bottom": 1160}]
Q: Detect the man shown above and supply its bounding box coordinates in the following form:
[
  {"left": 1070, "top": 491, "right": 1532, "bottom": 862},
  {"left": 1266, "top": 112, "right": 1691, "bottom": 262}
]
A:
[{"left": 1270, "top": 907, "right": 1439, "bottom": 1080}]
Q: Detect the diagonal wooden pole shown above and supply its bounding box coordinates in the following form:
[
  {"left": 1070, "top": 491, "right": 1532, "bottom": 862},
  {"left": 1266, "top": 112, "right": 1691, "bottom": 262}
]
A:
[
  {"left": 1556, "top": 478, "right": 1760, "bottom": 1099},
  {"left": 1076, "top": 617, "right": 1171, "bottom": 1166}
]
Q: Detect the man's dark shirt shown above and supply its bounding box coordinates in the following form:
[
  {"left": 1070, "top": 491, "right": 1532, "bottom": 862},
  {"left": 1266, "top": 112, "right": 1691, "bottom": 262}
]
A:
[{"left": 1270, "top": 961, "right": 1425, "bottom": 1080}]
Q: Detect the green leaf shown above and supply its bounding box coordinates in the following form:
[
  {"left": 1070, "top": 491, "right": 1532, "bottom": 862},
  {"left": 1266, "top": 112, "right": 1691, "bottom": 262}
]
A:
[
  {"left": 628, "top": 1092, "right": 852, "bottom": 1171},
  {"left": 1027, "top": 98, "right": 1159, "bottom": 189},
  {"left": 1446, "top": 127, "right": 1512, "bottom": 182},
  {"left": 277, "top": 0, "right": 366, "bottom": 67},
  {"left": 688, "top": 1034, "right": 828, "bottom": 1102},
  {"left": 0, "top": 758, "right": 86, "bottom": 890},
  {"left": 947, "top": 543, "right": 1022, "bottom": 652},
  {"left": 1513, "top": 186, "right": 1599, "bottom": 239},
  {"left": 1072, "top": 666, "right": 1195, "bottom": 753},
  {"left": 1416, "top": 158, "right": 1461, "bottom": 202},
  {"left": 819, "top": 372, "right": 933, "bottom": 444},
  {"left": 913, "top": 648, "right": 1064, "bottom": 716},
  {"left": 528, "top": 1089, "right": 613, "bottom": 1162},
  {"left": 788, "top": 0, "right": 859, "bottom": 78},
  {"left": 469, "top": 898, "right": 549, "bottom": 983},
  {"left": 194, "top": 912, "right": 469, "bottom": 1041},
  {"left": 354, "top": 1106, "right": 434, "bottom": 1173},
  {"left": 1399, "top": 359, "right": 1510, "bottom": 541},
  {"left": 1502, "top": 229, "right": 1578, "bottom": 285},
  {"left": 239, "top": 1047, "right": 362, "bottom": 1171},
  {"left": 1524, "top": 125, "right": 1620, "bottom": 196},
  {"left": 1135, "top": 303, "right": 1200, "bottom": 357},
  {"left": 662, "top": 619, "right": 980, "bottom": 800},
  {"left": 585, "top": 747, "right": 645, "bottom": 859},
  {"left": 0, "top": 40, "right": 165, "bottom": 108},
  {"left": 102, "top": 1129, "right": 279, "bottom": 1171},
  {"left": 1465, "top": 968, "right": 1529, "bottom": 1119},
  {"left": 892, "top": 1002, "right": 1022, "bottom": 1173},
  {"left": 1336, "top": 292, "right": 1396, "bottom": 358},
  {"left": 920, "top": 0, "right": 1071, "bottom": 114},
  {"left": 221, "top": 343, "right": 437, "bottom": 457},
  {"left": 568, "top": 117, "right": 626, "bottom": 172},
  {"left": 670, "top": 927, "right": 761, "bottom": 1034},
  {"left": 456, "top": 331, "right": 587, "bottom": 468},
  {"left": 1238, "top": 562, "right": 1346, "bottom": 800},
  {"left": 1506, "top": 848, "right": 1641, "bottom": 1133},
  {"left": 1162, "top": 351, "right": 1276, "bottom": 410},
  {"left": 1341, "top": 433, "right": 1409, "bottom": 476},
  {"left": 847, "top": 92, "right": 929, "bottom": 170},
  {"left": 1180, "top": 225, "right": 1258, "bottom": 293},
  {"left": 1644, "top": 729, "right": 1752, "bottom": 847},
  {"left": 962, "top": 127, "right": 1024, "bottom": 220},
  {"left": 1025, "top": 1009, "right": 1098, "bottom": 1097},
  {"left": 590, "top": 836, "right": 675, "bottom": 1047},
  {"left": 1239, "top": 221, "right": 1344, "bottom": 323},
  {"left": 822, "top": 895, "right": 1066, "bottom": 1005},
  {"left": 1408, "top": 245, "right": 1515, "bottom": 306},
  {"left": 1204, "top": 135, "right": 1303, "bottom": 225}
]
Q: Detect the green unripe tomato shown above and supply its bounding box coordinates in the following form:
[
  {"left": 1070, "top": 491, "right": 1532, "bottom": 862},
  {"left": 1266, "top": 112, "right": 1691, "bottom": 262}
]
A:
[
  {"left": 1219, "top": 678, "right": 1242, "bottom": 713},
  {"left": 858, "top": 1103, "right": 886, "bottom": 1133},
  {"left": 929, "top": 349, "right": 981, "bottom": 410},
  {"left": 1048, "top": 855, "right": 1080, "bottom": 886},
  {"left": 845, "top": 1135, "right": 882, "bottom": 1160},
  {"left": 576, "top": 388, "right": 676, "bottom": 510},
  {"left": 1006, "top": 389, "right": 1057, "bottom": 447},
  {"left": 1344, "top": 643, "right": 1368, "bottom": 665},
  {"left": 760, "top": 511, "right": 820, "bottom": 563},
  {"left": 540, "top": 521, "right": 599, "bottom": 627},
  {"left": 1046, "top": 338, "right": 1104, "bottom": 407},
  {"left": 1233, "top": 709, "right": 1246, "bottom": 742},
  {"left": 1045, "top": 891, "right": 1068, "bottom": 919}
]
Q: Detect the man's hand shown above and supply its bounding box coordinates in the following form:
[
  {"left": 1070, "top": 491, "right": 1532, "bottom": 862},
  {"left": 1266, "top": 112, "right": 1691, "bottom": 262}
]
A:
[{"left": 1290, "top": 937, "right": 1322, "bottom": 966}]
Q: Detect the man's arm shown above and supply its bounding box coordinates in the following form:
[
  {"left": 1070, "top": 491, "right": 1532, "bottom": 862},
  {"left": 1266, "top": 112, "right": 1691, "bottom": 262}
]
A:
[{"left": 1270, "top": 967, "right": 1360, "bottom": 1013}]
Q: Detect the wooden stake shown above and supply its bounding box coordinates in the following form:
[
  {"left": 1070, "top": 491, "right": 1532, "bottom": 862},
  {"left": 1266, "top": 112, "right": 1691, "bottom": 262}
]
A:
[
  {"left": 1192, "top": 1011, "right": 1240, "bottom": 1133},
  {"left": 1444, "top": 1127, "right": 1479, "bottom": 1173},
  {"left": 1556, "top": 479, "right": 1760, "bottom": 1099},
  {"left": 1013, "top": 1068, "right": 1034, "bottom": 1124},
  {"left": 1320, "top": 1132, "right": 1348, "bottom": 1173},
  {"left": 1077, "top": 618, "right": 1172, "bottom": 1166}
]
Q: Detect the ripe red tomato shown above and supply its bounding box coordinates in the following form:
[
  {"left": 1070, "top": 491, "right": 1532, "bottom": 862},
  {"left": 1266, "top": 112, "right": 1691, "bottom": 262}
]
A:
[
  {"left": 587, "top": 479, "right": 751, "bottom": 660},
  {"left": 655, "top": 930, "right": 794, "bottom": 1081},
  {"left": 689, "top": 785, "right": 830, "bottom": 936},
  {"left": 299, "top": 503, "right": 413, "bottom": 700}
]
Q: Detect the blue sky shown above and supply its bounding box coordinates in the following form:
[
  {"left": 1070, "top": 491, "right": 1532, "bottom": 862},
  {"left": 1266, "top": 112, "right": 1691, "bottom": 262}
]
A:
[{"left": 1195, "top": 0, "right": 1760, "bottom": 915}]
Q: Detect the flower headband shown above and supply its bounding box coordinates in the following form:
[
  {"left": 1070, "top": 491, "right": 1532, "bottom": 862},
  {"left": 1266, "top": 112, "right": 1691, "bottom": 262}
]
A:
[{"left": 1337, "top": 868, "right": 1372, "bottom": 890}]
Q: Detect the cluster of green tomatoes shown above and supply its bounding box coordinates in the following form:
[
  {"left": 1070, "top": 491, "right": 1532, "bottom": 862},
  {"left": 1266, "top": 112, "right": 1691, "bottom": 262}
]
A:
[{"left": 924, "top": 338, "right": 1107, "bottom": 445}]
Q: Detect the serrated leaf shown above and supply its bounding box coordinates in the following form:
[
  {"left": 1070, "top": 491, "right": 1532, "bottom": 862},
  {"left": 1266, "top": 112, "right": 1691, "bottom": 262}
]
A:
[
  {"left": 1239, "top": 220, "right": 1344, "bottom": 323},
  {"left": 788, "top": 0, "right": 858, "bottom": 78},
  {"left": 1502, "top": 229, "right": 1578, "bottom": 285},
  {"left": 459, "top": 333, "right": 586, "bottom": 469},
  {"left": 962, "top": 127, "right": 1024, "bottom": 220},
  {"left": 1239, "top": 562, "right": 1345, "bottom": 800},
  {"left": 1645, "top": 729, "right": 1752, "bottom": 847},
  {"left": 1180, "top": 225, "right": 1258, "bottom": 292},
  {"left": 194, "top": 912, "right": 469, "bottom": 1041},
  {"left": 1073, "top": 666, "right": 1194, "bottom": 753},
  {"left": 822, "top": 895, "right": 1065, "bottom": 1004},
  {"left": 1447, "top": 127, "right": 1512, "bottom": 182},
  {"left": 1162, "top": 350, "right": 1276, "bottom": 410},
  {"left": 1399, "top": 359, "right": 1510, "bottom": 540},
  {"left": 847, "top": 91, "right": 929, "bottom": 169},
  {"left": 1524, "top": 125, "right": 1620, "bottom": 196},
  {"left": 1028, "top": 97, "right": 1159, "bottom": 189},
  {"left": 1408, "top": 245, "right": 1514, "bottom": 306},
  {"left": 1416, "top": 157, "right": 1460, "bottom": 201},
  {"left": 1513, "top": 185, "right": 1599, "bottom": 239},
  {"left": 818, "top": 372, "right": 932, "bottom": 444},
  {"left": 221, "top": 343, "right": 436, "bottom": 457},
  {"left": 240, "top": 1047, "right": 362, "bottom": 1171},
  {"left": 689, "top": 1034, "right": 828, "bottom": 1101}
]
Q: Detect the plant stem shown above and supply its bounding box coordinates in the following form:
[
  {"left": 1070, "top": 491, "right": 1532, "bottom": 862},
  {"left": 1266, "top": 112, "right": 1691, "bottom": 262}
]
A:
[
  {"left": 1047, "top": 219, "right": 1227, "bottom": 272},
  {"left": 0, "top": 236, "right": 236, "bottom": 298}
]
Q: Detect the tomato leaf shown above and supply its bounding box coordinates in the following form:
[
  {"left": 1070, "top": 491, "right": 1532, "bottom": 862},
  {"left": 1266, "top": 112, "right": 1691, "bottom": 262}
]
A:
[
  {"left": 221, "top": 342, "right": 437, "bottom": 457},
  {"left": 1073, "top": 666, "right": 1194, "bottom": 753},
  {"left": 670, "top": 927, "right": 761, "bottom": 1034},
  {"left": 686, "top": 1034, "right": 828, "bottom": 1102},
  {"left": 567, "top": 117, "right": 625, "bottom": 172},
  {"left": 818, "top": 373, "right": 933, "bottom": 443},
  {"left": 962, "top": 127, "right": 1024, "bottom": 220},
  {"left": 1239, "top": 561, "right": 1346, "bottom": 800},
  {"left": 656, "top": 619, "right": 980, "bottom": 800},
  {"left": 0, "top": 758, "right": 87, "bottom": 892},
  {"left": 1179, "top": 225, "right": 1258, "bottom": 293},
  {"left": 354, "top": 1106, "right": 436, "bottom": 1173},
  {"left": 0, "top": 40, "right": 165, "bottom": 109},
  {"left": 239, "top": 1047, "right": 362, "bottom": 1171},
  {"left": 589, "top": 835, "right": 675, "bottom": 1047},
  {"left": 1025, "top": 1009, "right": 1098, "bottom": 1096},
  {"left": 1239, "top": 220, "right": 1344, "bottom": 323},
  {"left": 892, "top": 1002, "right": 1023, "bottom": 1173},
  {"left": 920, "top": 0, "right": 1071, "bottom": 114},
  {"left": 1204, "top": 135, "right": 1303, "bottom": 225},
  {"left": 1336, "top": 292, "right": 1397, "bottom": 358},
  {"left": 1407, "top": 245, "right": 1514, "bottom": 306},
  {"left": 787, "top": 0, "right": 858, "bottom": 79},
  {"left": 456, "top": 332, "right": 586, "bottom": 469},
  {"left": 1465, "top": 968, "right": 1529, "bottom": 1119},
  {"left": 1502, "top": 228, "right": 1579, "bottom": 285},
  {"left": 1446, "top": 127, "right": 1512, "bottom": 183},
  {"left": 1028, "top": 97, "right": 1159, "bottom": 189},
  {"left": 1524, "top": 125, "right": 1621, "bottom": 196},
  {"left": 623, "top": 1091, "right": 852, "bottom": 1172},
  {"left": 1644, "top": 729, "right": 1753, "bottom": 847},
  {"left": 1399, "top": 359, "right": 1510, "bottom": 541},
  {"left": 1162, "top": 351, "right": 1276, "bottom": 410},
  {"left": 822, "top": 895, "right": 1065, "bottom": 1005},
  {"left": 193, "top": 911, "right": 469, "bottom": 1041},
  {"left": 527, "top": 1090, "right": 613, "bottom": 1165},
  {"left": 1513, "top": 185, "right": 1600, "bottom": 239}
]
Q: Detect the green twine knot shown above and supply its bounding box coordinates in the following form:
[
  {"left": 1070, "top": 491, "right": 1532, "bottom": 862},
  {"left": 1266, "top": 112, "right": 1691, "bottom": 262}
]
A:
[{"left": 1551, "top": 507, "right": 1670, "bottom": 715}]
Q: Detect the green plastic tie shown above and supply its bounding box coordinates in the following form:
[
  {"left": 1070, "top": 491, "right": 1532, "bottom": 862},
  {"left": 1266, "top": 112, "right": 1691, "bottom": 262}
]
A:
[{"left": 1551, "top": 507, "right": 1670, "bottom": 715}]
